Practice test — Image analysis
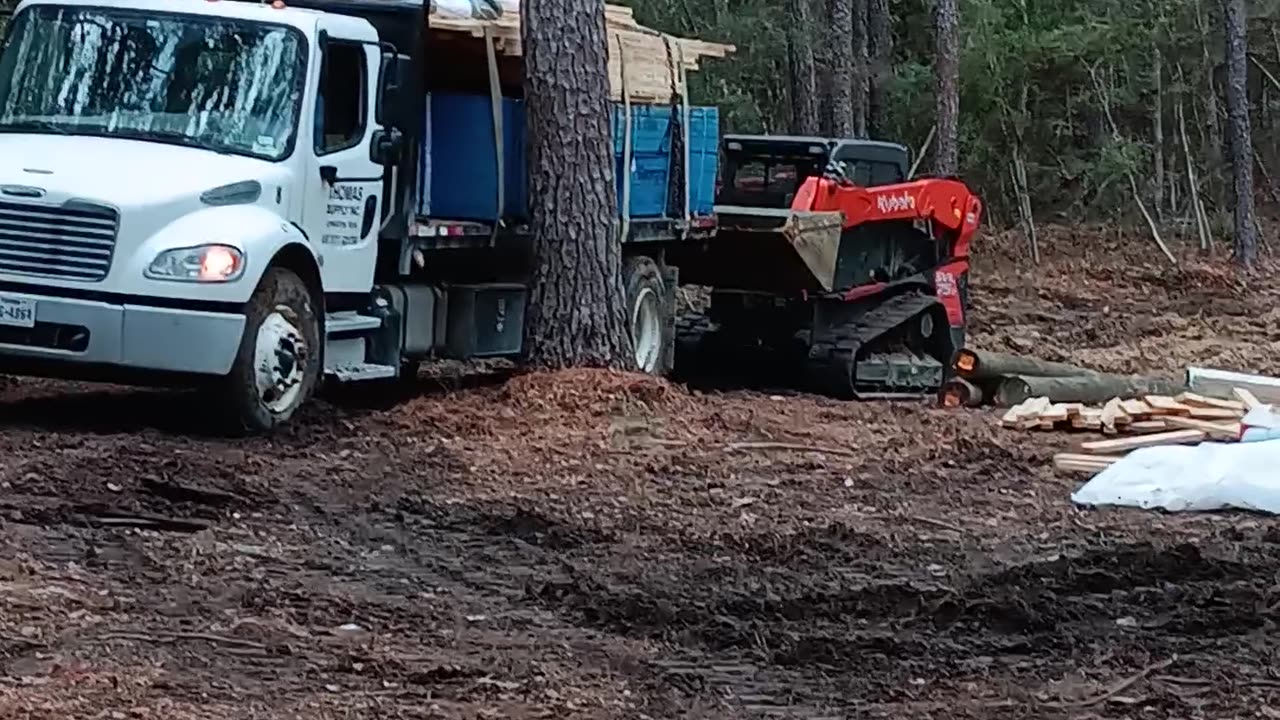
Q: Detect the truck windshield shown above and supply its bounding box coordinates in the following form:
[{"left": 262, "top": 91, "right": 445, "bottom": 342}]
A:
[{"left": 0, "top": 6, "right": 307, "bottom": 161}]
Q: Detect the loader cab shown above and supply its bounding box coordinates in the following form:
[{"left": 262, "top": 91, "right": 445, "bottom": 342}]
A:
[{"left": 716, "top": 135, "right": 910, "bottom": 209}]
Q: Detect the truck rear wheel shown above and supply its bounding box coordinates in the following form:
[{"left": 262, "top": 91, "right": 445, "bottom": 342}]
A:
[
  {"left": 222, "top": 266, "right": 322, "bottom": 433},
  {"left": 623, "top": 255, "right": 668, "bottom": 375}
]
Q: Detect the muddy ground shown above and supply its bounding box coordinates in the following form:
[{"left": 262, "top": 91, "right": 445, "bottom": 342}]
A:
[{"left": 3, "top": 227, "right": 1280, "bottom": 718}]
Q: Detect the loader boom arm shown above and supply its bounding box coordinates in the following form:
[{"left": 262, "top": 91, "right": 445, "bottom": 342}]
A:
[{"left": 790, "top": 175, "right": 983, "bottom": 259}]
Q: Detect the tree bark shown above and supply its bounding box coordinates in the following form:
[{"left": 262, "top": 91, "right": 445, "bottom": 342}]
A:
[
  {"left": 827, "top": 0, "right": 856, "bottom": 136},
  {"left": 995, "top": 374, "right": 1187, "bottom": 407},
  {"left": 932, "top": 0, "right": 960, "bottom": 176},
  {"left": 1221, "top": 0, "right": 1259, "bottom": 267},
  {"left": 866, "top": 0, "right": 892, "bottom": 138},
  {"left": 1152, "top": 42, "right": 1165, "bottom": 220},
  {"left": 851, "top": 0, "right": 869, "bottom": 138},
  {"left": 786, "top": 0, "right": 820, "bottom": 135},
  {"left": 520, "top": 0, "right": 633, "bottom": 369},
  {"left": 953, "top": 349, "right": 1100, "bottom": 381}
]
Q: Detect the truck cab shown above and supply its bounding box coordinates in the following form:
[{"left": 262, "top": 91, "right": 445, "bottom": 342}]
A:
[
  {"left": 0, "top": 0, "right": 731, "bottom": 432},
  {"left": 0, "top": 0, "right": 408, "bottom": 429}
]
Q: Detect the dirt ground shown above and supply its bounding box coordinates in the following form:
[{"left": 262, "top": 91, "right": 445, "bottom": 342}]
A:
[{"left": 3, "top": 227, "right": 1280, "bottom": 719}]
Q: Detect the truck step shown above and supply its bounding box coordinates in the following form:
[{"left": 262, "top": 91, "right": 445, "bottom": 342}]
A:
[
  {"left": 327, "top": 362, "right": 398, "bottom": 382},
  {"left": 326, "top": 311, "right": 382, "bottom": 335}
]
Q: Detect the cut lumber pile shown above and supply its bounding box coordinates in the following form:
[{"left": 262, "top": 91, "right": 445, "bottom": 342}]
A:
[
  {"left": 428, "top": 3, "right": 735, "bottom": 102},
  {"left": 1002, "top": 392, "right": 1246, "bottom": 438},
  {"left": 998, "top": 388, "right": 1265, "bottom": 477},
  {"left": 952, "top": 352, "right": 1280, "bottom": 479}
]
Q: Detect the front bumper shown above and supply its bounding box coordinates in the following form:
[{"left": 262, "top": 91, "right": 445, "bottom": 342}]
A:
[{"left": 0, "top": 290, "right": 245, "bottom": 376}]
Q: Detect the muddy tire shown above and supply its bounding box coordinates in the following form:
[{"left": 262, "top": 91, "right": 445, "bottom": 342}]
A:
[
  {"left": 623, "top": 255, "right": 669, "bottom": 375},
  {"left": 221, "top": 266, "right": 322, "bottom": 434}
]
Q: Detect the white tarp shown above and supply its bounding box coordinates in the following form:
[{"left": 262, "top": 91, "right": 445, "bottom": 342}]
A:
[
  {"left": 430, "top": 0, "right": 518, "bottom": 19},
  {"left": 1071, "top": 438, "right": 1280, "bottom": 514}
]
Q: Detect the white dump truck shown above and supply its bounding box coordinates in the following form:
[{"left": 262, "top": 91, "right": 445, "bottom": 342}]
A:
[{"left": 0, "top": 0, "right": 727, "bottom": 430}]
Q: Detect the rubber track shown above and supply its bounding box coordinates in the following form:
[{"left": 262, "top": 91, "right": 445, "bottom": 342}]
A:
[{"left": 805, "top": 291, "right": 943, "bottom": 399}]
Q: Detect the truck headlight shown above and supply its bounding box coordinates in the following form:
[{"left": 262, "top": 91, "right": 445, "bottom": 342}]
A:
[{"left": 145, "top": 244, "right": 245, "bottom": 282}]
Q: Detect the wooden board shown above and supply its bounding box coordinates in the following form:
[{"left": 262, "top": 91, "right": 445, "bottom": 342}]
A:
[
  {"left": 1054, "top": 452, "right": 1123, "bottom": 473},
  {"left": 1080, "top": 429, "right": 1206, "bottom": 454},
  {"left": 428, "top": 4, "right": 735, "bottom": 102},
  {"left": 1175, "top": 391, "right": 1246, "bottom": 412},
  {"left": 1164, "top": 416, "right": 1241, "bottom": 440}
]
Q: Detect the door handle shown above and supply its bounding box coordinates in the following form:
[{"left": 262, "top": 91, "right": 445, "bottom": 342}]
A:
[{"left": 360, "top": 195, "right": 378, "bottom": 238}]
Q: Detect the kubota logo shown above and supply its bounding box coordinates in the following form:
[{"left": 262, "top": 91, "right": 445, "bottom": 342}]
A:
[{"left": 876, "top": 191, "right": 915, "bottom": 213}]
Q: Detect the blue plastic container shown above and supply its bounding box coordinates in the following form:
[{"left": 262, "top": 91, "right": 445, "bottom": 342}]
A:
[
  {"left": 420, "top": 92, "right": 720, "bottom": 224},
  {"left": 687, "top": 106, "right": 720, "bottom": 216},
  {"left": 612, "top": 104, "right": 673, "bottom": 218},
  {"left": 424, "top": 92, "right": 528, "bottom": 221}
]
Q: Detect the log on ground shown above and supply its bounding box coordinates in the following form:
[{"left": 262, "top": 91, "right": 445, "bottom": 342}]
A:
[
  {"left": 995, "top": 373, "right": 1187, "bottom": 407},
  {"left": 953, "top": 349, "right": 1101, "bottom": 381},
  {"left": 939, "top": 377, "right": 984, "bottom": 407}
]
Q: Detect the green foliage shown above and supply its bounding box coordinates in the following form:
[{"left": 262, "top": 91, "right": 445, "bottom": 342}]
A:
[{"left": 624, "top": 0, "right": 1269, "bottom": 226}]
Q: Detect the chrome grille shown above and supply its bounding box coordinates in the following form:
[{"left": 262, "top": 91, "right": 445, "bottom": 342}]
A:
[{"left": 0, "top": 198, "right": 120, "bottom": 281}]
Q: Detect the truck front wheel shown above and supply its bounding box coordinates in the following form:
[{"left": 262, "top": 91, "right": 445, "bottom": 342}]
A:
[{"left": 222, "top": 266, "right": 322, "bottom": 433}]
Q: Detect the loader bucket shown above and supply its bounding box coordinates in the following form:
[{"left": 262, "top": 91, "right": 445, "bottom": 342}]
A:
[
  {"left": 667, "top": 207, "right": 844, "bottom": 294},
  {"left": 781, "top": 210, "right": 844, "bottom": 292}
]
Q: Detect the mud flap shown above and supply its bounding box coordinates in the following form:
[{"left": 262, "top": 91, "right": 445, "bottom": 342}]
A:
[
  {"left": 783, "top": 211, "right": 844, "bottom": 292},
  {"left": 659, "top": 263, "right": 679, "bottom": 375}
]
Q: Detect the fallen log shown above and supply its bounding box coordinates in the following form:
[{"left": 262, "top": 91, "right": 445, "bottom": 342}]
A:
[
  {"left": 953, "top": 348, "right": 1100, "bottom": 381},
  {"left": 1186, "top": 367, "right": 1280, "bottom": 404},
  {"left": 994, "top": 373, "right": 1187, "bottom": 407},
  {"left": 939, "top": 377, "right": 984, "bottom": 407}
]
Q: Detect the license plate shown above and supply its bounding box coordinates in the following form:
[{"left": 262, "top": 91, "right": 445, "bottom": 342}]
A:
[{"left": 0, "top": 294, "right": 36, "bottom": 328}]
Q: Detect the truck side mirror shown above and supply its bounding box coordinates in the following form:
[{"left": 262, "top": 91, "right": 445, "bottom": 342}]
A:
[{"left": 370, "top": 128, "right": 403, "bottom": 166}]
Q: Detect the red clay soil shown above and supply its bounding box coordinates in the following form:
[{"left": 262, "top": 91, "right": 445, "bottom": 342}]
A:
[{"left": 2, "top": 227, "right": 1280, "bottom": 719}]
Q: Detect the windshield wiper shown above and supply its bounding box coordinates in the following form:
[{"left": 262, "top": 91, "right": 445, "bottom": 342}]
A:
[
  {"left": 0, "top": 118, "right": 71, "bottom": 135},
  {"left": 136, "top": 129, "right": 241, "bottom": 156}
]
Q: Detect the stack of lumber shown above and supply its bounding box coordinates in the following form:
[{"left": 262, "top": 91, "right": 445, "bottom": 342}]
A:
[
  {"left": 1000, "top": 387, "right": 1266, "bottom": 476},
  {"left": 1002, "top": 391, "right": 1250, "bottom": 436},
  {"left": 428, "top": 3, "right": 735, "bottom": 102}
]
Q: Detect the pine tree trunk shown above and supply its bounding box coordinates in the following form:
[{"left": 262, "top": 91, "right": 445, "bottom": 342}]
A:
[
  {"left": 787, "top": 0, "right": 820, "bottom": 135},
  {"left": 1221, "top": 0, "right": 1259, "bottom": 267},
  {"left": 827, "top": 0, "right": 855, "bottom": 137},
  {"left": 1153, "top": 42, "right": 1165, "bottom": 220},
  {"left": 851, "top": 0, "right": 869, "bottom": 138},
  {"left": 815, "top": 0, "right": 834, "bottom": 135},
  {"left": 520, "top": 0, "right": 633, "bottom": 368},
  {"left": 932, "top": 0, "right": 960, "bottom": 176},
  {"left": 866, "top": 0, "right": 892, "bottom": 138}
]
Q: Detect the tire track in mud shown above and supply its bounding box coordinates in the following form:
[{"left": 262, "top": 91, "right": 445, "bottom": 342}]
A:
[{"left": 530, "top": 529, "right": 1280, "bottom": 714}]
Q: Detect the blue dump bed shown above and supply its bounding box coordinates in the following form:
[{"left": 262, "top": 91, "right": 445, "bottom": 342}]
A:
[{"left": 421, "top": 92, "right": 719, "bottom": 224}]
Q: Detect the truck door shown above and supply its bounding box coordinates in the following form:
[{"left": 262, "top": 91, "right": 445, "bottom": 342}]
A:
[{"left": 302, "top": 27, "right": 384, "bottom": 294}]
